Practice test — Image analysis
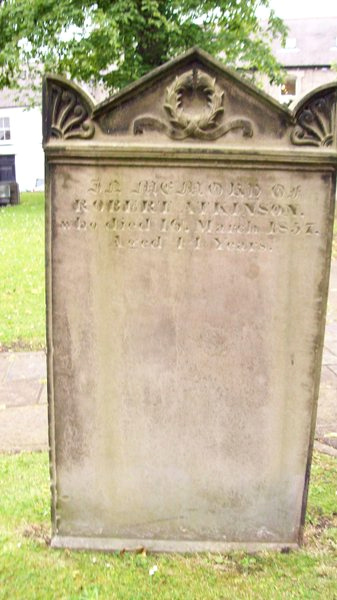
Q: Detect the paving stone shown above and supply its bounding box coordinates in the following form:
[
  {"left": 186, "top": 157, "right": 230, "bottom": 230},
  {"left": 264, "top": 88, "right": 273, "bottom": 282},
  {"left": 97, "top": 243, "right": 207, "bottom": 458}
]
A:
[
  {"left": 314, "top": 441, "right": 337, "bottom": 458},
  {"left": 322, "top": 346, "right": 337, "bottom": 365},
  {"left": 38, "top": 383, "right": 48, "bottom": 405},
  {"left": 6, "top": 351, "right": 46, "bottom": 382},
  {"left": 323, "top": 332, "right": 337, "bottom": 345},
  {"left": 327, "top": 364, "right": 337, "bottom": 376},
  {"left": 324, "top": 321, "right": 337, "bottom": 335},
  {"left": 0, "top": 404, "right": 48, "bottom": 452},
  {"left": 0, "top": 379, "right": 42, "bottom": 407},
  {"left": 316, "top": 365, "right": 337, "bottom": 449},
  {"left": 0, "top": 353, "right": 13, "bottom": 383}
]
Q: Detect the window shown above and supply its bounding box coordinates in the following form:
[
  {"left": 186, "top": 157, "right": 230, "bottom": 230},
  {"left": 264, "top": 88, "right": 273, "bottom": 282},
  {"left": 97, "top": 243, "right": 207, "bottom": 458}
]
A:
[
  {"left": 0, "top": 117, "right": 10, "bottom": 141},
  {"left": 281, "top": 76, "right": 297, "bottom": 97}
]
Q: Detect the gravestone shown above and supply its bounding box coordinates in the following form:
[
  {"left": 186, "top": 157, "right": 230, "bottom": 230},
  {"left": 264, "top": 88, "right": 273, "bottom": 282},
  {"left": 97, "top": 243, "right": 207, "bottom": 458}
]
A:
[{"left": 43, "top": 48, "right": 336, "bottom": 552}]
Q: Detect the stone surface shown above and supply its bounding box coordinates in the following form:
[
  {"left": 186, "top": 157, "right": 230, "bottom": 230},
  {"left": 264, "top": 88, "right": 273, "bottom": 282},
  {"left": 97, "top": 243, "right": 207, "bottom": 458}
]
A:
[
  {"left": 1, "top": 308, "right": 336, "bottom": 452},
  {"left": 0, "top": 379, "right": 44, "bottom": 408},
  {"left": 0, "top": 404, "right": 48, "bottom": 453},
  {"left": 0, "top": 351, "right": 48, "bottom": 452},
  {"left": 314, "top": 441, "right": 337, "bottom": 458},
  {"left": 315, "top": 366, "right": 337, "bottom": 449},
  {"left": 5, "top": 351, "right": 46, "bottom": 381},
  {"left": 322, "top": 347, "right": 337, "bottom": 365},
  {"left": 44, "top": 48, "right": 337, "bottom": 551}
]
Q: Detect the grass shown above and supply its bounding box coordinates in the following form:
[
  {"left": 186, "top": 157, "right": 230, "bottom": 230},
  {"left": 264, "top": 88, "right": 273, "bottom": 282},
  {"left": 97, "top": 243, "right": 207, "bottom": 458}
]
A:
[
  {"left": 0, "top": 451, "right": 336, "bottom": 599},
  {"left": 0, "top": 192, "right": 45, "bottom": 351}
]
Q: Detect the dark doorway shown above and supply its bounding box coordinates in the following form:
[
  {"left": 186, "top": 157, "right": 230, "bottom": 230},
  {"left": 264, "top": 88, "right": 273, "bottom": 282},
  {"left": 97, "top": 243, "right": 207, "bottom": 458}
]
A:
[{"left": 0, "top": 155, "right": 16, "bottom": 182}]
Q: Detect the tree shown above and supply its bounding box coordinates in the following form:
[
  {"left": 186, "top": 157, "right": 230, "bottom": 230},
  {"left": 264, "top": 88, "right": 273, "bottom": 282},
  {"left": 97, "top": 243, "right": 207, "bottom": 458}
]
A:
[{"left": 0, "top": 0, "right": 287, "bottom": 93}]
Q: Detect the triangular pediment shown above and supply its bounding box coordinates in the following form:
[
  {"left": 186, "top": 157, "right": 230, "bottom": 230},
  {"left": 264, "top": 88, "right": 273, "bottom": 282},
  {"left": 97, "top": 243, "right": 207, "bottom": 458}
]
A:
[
  {"left": 92, "top": 47, "right": 293, "bottom": 143},
  {"left": 94, "top": 47, "right": 291, "bottom": 119},
  {"left": 43, "top": 47, "right": 337, "bottom": 151}
]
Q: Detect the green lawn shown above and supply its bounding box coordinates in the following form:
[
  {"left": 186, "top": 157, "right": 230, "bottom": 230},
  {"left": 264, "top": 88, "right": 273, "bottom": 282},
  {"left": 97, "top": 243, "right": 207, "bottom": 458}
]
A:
[
  {"left": 0, "top": 193, "right": 45, "bottom": 351},
  {"left": 0, "top": 451, "right": 336, "bottom": 599}
]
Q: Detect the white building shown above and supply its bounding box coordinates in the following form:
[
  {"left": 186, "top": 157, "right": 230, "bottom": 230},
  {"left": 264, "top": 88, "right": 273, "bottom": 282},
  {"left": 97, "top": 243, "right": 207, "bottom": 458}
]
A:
[
  {"left": 0, "top": 89, "right": 44, "bottom": 191},
  {"left": 264, "top": 17, "right": 337, "bottom": 103}
]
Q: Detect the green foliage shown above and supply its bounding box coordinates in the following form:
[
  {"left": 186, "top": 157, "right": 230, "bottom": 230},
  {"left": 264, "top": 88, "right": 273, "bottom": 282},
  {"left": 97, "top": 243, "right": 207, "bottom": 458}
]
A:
[
  {"left": 0, "top": 0, "right": 287, "bottom": 95},
  {"left": 0, "top": 451, "right": 336, "bottom": 599},
  {"left": 0, "top": 193, "right": 45, "bottom": 351}
]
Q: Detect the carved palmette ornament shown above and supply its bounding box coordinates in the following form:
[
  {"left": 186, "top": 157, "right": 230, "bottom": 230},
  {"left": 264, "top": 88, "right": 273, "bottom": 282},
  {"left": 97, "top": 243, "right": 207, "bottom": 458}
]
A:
[
  {"left": 291, "top": 91, "right": 337, "bottom": 147},
  {"left": 134, "top": 69, "right": 253, "bottom": 140},
  {"left": 47, "top": 83, "right": 95, "bottom": 141}
]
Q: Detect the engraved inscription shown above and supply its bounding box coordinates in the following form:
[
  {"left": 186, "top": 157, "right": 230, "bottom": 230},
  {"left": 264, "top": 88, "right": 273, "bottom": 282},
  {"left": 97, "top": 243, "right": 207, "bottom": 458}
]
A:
[{"left": 56, "top": 172, "right": 320, "bottom": 252}]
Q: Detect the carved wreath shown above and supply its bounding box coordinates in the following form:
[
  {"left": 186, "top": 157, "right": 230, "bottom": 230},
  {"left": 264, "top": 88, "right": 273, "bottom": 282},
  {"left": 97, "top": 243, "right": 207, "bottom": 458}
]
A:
[
  {"left": 134, "top": 70, "right": 253, "bottom": 141},
  {"left": 164, "top": 71, "right": 225, "bottom": 139}
]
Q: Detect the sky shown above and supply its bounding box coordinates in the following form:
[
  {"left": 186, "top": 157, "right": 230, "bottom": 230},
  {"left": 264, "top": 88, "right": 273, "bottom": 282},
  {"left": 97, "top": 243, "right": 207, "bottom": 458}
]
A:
[{"left": 270, "top": 0, "right": 337, "bottom": 18}]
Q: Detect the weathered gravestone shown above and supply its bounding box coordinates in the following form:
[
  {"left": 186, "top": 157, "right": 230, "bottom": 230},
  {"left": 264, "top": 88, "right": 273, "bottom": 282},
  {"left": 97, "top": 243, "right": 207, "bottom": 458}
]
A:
[{"left": 43, "top": 48, "right": 336, "bottom": 552}]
